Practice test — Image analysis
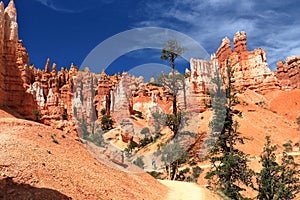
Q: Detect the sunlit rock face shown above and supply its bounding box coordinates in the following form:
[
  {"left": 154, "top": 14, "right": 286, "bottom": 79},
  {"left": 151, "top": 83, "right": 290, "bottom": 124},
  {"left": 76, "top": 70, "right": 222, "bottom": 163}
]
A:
[
  {"left": 0, "top": 1, "right": 36, "bottom": 118},
  {"left": 216, "top": 31, "right": 279, "bottom": 94},
  {"left": 181, "top": 58, "right": 216, "bottom": 113},
  {"left": 276, "top": 56, "right": 300, "bottom": 90},
  {"left": 2, "top": 0, "right": 299, "bottom": 135}
]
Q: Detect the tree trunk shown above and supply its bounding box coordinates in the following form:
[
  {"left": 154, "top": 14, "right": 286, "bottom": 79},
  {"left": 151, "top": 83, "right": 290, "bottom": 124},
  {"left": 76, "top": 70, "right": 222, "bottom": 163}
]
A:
[
  {"left": 168, "top": 163, "right": 171, "bottom": 180},
  {"left": 171, "top": 57, "right": 177, "bottom": 117},
  {"left": 183, "top": 80, "right": 187, "bottom": 109}
]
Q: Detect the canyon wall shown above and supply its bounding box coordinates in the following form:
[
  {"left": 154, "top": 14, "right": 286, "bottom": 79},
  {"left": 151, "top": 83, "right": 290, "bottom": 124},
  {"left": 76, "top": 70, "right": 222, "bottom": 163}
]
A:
[
  {"left": 0, "top": 1, "right": 36, "bottom": 118},
  {"left": 276, "top": 56, "right": 300, "bottom": 90},
  {"left": 1, "top": 0, "right": 299, "bottom": 135},
  {"left": 182, "top": 58, "right": 216, "bottom": 113},
  {"left": 215, "top": 31, "right": 279, "bottom": 94}
]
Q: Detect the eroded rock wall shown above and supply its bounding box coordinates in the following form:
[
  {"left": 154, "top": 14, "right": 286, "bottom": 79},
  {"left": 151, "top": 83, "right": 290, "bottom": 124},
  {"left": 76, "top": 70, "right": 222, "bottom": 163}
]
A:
[
  {"left": 0, "top": 1, "right": 36, "bottom": 118},
  {"left": 276, "top": 56, "right": 300, "bottom": 90},
  {"left": 216, "top": 31, "right": 279, "bottom": 94}
]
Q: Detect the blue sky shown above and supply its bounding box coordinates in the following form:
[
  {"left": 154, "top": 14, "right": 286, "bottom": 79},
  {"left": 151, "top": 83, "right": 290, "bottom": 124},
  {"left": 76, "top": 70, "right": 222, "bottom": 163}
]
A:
[{"left": 5, "top": 0, "right": 300, "bottom": 77}]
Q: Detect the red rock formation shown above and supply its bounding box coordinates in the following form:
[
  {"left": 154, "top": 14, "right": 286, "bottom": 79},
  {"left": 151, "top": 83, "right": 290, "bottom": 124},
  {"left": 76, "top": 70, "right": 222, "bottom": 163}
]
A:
[
  {"left": 276, "top": 56, "right": 300, "bottom": 90},
  {"left": 215, "top": 37, "right": 232, "bottom": 64},
  {"left": 132, "top": 82, "right": 173, "bottom": 121},
  {"left": 0, "top": 2, "right": 5, "bottom": 106},
  {"left": 94, "top": 70, "right": 120, "bottom": 117},
  {"left": 2, "top": 0, "right": 299, "bottom": 138},
  {"left": 233, "top": 31, "right": 247, "bottom": 54},
  {"left": 111, "top": 72, "right": 143, "bottom": 122},
  {"left": 72, "top": 67, "right": 98, "bottom": 130},
  {"left": 0, "top": 1, "right": 36, "bottom": 118},
  {"left": 183, "top": 58, "right": 216, "bottom": 113},
  {"left": 216, "top": 31, "right": 279, "bottom": 94}
]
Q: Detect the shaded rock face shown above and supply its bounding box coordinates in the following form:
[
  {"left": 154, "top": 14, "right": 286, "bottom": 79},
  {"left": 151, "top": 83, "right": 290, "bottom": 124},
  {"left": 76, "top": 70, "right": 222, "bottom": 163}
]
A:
[
  {"left": 0, "top": 1, "right": 36, "bottom": 118},
  {"left": 276, "top": 56, "right": 300, "bottom": 90},
  {"left": 216, "top": 31, "right": 279, "bottom": 94}
]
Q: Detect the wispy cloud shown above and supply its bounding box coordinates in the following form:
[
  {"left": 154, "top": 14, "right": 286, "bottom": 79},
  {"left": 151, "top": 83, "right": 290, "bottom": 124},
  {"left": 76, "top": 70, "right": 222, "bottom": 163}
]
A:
[
  {"left": 133, "top": 0, "right": 300, "bottom": 70},
  {"left": 34, "top": 0, "right": 116, "bottom": 13},
  {"left": 34, "top": 0, "right": 76, "bottom": 13}
]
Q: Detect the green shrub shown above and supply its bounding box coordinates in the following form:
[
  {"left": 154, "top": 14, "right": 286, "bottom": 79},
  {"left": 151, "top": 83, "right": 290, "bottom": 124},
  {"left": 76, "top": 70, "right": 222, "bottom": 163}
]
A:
[
  {"left": 32, "top": 109, "right": 41, "bottom": 121},
  {"left": 255, "top": 101, "right": 265, "bottom": 107},
  {"left": 101, "top": 115, "right": 114, "bottom": 131},
  {"left": 147, "top": 171, "right": 162, "bottom": 179},
  {"left": 139, "top": 136, "right": 153, "bottom": 147},
  {"left": 133, "top": 156, "right": 145, "bottom": 169},
  {"left": 126, "top": 140, "right": 137, "bottom": 153},
  {"left": 181, "top": 167, "right": 190, "bottom": 174},
  {"left": 100, "top": 108, "right": 106, "bottom": 115},
  {"left": 51, "top": 134, "right": 59, "bottom": 144},
  {"left": 297, "top": 116, "right": 300, "bottom": 124},
  {"left": 140, "top": 127, "right": 150, "bottom": 135},
  {"left": 192, "top": 166, "right": 203, "bottom": 180},
  {"left": 52, "top": 139, "right": 59, "bottom": 144},
  {"left": 283, "top": 140, "right": 293, "bottom": 152}
]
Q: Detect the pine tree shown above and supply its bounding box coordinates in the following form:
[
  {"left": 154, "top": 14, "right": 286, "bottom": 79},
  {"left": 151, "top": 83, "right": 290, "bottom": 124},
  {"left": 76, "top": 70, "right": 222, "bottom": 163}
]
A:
[
  {"left": 160, "top": 40, "right": 186, "bottom": 138},
  {"left": 256, "top": 137, "right": 300, "bottom": 200},
  {"left": 205, "top": 60, "right": 253, "bottom": 200},
  {"left": 100, "top": 108, "right": 114, "bottom": 131},
  {"left": 256, "top": 136, "right": 280, "bottom": 200}
]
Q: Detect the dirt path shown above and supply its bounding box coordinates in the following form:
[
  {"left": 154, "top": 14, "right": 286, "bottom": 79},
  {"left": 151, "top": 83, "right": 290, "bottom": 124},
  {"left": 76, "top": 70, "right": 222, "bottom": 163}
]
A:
[{"left": 159, "top": 180, "right": 220, "bottom": 200}]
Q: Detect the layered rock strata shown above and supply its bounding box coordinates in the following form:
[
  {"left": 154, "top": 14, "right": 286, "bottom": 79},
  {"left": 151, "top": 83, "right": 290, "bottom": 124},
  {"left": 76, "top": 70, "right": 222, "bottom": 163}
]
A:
[
  {"left": 215, "top": 31, "right": 279, "bottom": 94},
  {"left": 0, "top": 1, "right": 36, "bottom": 118},
  {"left": 276, "top": 56, "right": 300, "bottom": 90}
]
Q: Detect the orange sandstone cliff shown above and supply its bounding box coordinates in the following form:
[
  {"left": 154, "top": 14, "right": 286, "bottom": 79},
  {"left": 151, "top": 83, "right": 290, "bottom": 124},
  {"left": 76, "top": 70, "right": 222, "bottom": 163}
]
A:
[
  {"left": 0, "top": 1, "right": 36, "bottom": 118},
  {"left": 215, "top": 31, "right": 279, "bottom": 94}
]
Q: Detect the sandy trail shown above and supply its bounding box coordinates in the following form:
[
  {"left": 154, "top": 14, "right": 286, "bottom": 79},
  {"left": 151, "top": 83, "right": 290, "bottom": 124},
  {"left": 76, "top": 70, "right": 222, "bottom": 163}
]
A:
[{"left": 159, "top": 180, "right": 220, "bottom": 200}]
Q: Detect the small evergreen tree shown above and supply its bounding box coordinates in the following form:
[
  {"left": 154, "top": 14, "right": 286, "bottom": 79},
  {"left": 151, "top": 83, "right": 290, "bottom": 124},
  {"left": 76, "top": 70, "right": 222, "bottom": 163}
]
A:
[
  {"left": 255, "top": 136, "right": 280, "bottom": 200},
  {"left": 297, "top": 116, "right": 300, "bottom": 125},
  {"left": 140, "top": 127, "right": 150, "bottom": 135},
  {"left": 159, "top": 142, "right": 186, "bottom": 180},
  {"left": 101, "top": 115, "right": 114, "bottom": 131},
  {"left": 160, "top": 40, "right": 186, "bottom": 138},
  {"left": 256, "top": 137, "right": 300, "bottom": 200},
  {"left": 100, "top": 108, "right": 106, "bottom": 116},
  {"left": 205, "top": 61, "right": 253, "bottom": 199},
  {"left": 32, "top": 109, "right": 41, "bottom": 122},
  {"left": 133, "top": 156, "right": 145, "bottom": 169},
  {"left": 277, "top": 141, "right": 300, "bottom": 199}
]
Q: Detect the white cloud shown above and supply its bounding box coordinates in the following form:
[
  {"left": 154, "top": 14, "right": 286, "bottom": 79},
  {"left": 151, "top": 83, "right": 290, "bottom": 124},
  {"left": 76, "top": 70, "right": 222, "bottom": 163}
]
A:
[
  {"left": 133, "top": 0, "right": 300, "bottom": 70},
  {"left": 34, "top": 0, "right": 76, "bottom": 13},
  {"left": 34, "top": 0, "right": 116, "bottom": 13}
]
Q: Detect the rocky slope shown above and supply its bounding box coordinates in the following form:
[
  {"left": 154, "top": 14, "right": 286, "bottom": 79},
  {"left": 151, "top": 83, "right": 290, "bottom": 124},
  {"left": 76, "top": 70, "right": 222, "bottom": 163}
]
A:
[{"left": 0, "top": 109, "right": 167, "bottom": 200}]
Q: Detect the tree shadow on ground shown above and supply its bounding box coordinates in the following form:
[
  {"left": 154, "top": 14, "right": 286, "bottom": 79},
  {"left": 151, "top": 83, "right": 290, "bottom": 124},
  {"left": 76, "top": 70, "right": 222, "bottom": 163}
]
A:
[{"left": 0, "top": 177, "right": 72, "bottom": 200}]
